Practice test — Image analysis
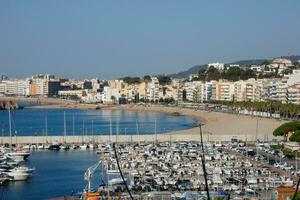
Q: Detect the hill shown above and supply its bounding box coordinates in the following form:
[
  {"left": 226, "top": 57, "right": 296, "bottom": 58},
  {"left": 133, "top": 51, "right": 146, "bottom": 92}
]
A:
[{"left": 169, "top": 55, "right": 300, "bottom": 79}]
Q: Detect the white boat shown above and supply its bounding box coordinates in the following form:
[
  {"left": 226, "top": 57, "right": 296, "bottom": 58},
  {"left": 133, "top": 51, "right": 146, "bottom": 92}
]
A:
[
  {"left": 5, "top": 171, "right": 31, "bottom": 181},
  {"left": 108, "top": 178, "right": 127, "bottom": 185},
  {"left": 11, "top": 166, "right": 35, "bottom": 173},
  {"left": 7, "top": 150, "right": 30, "bottom": 161},
  {"left": 89, "top": 143, "right": 95, "bottom": 150},
  {"left": 107, "top": 169, "right": 120, "bottom": 174},
  {"left": 80, "top": 144, "right": 88, "bottom": 150}
]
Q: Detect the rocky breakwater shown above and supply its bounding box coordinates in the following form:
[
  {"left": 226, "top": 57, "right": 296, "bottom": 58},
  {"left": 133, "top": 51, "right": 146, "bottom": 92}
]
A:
[{"left": 0, "top": 100, "right": 20, "bottom": 110}]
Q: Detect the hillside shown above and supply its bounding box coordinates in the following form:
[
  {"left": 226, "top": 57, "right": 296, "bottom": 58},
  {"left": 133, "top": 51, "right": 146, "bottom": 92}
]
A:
[{"left": 169, "top": 55, "right": 300, "bottom": 79}]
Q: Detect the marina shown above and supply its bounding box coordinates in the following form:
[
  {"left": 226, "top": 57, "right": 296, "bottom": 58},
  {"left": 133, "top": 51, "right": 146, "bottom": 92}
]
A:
[{"left": 0, "top": 138, "right": 298, "bottom": 199}]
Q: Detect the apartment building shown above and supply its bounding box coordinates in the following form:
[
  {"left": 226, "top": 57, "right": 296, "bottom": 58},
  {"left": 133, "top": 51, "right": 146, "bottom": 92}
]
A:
[{"left": 216, "top": 80, "right": 234, "bottom": 101}]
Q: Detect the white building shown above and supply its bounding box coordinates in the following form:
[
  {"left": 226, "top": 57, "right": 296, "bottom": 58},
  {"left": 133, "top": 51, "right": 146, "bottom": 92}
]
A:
[
  {"left": 101, "top": 86, "right": 120, "bottom": 104},
  {"left": 208, "top": 62, "right": 225, "bottom": 70},
  {"left": 147, "top": 77, "right": 160, "bottom": 101}
]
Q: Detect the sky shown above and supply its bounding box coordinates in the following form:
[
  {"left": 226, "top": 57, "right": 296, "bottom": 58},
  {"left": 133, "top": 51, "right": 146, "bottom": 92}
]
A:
[{"left": 0, "top": 1, "right": 299, "bottom": 79}]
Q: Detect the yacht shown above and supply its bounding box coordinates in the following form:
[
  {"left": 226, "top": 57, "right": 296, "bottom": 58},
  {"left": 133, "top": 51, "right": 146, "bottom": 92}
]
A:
[{"left": 5, "top": 171, "right": 31, "bottom": 181}]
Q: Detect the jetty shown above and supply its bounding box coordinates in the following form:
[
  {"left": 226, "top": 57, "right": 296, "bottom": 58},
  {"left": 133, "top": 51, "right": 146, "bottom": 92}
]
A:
[{"left": 0, "top": 133, "right": 278, "bottom": 145}]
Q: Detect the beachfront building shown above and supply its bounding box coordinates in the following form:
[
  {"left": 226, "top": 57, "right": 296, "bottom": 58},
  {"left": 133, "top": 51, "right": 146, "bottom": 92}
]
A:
[
  {"left": 287, "top": 84, "right": 300, "bottom": 104},
  {"left": 204, "top": 81, "right": 217, "bottom": 101},
  {"left": 1, "top": 80, "right": 18, "bottom": 95},
  {"left": 29, "top": 74, "right": 61, "bottom": 97},
  {"left": 215, "top": 80, "right": 234, "bottom": 101},
  {"left": 101, "top": 86, "right": 120, "bottom": 104},
  {"left": 146, "top": 77, "right": 160, "bottom": 102},
  {"left": 179, "top": 81, "right": 204, "bottom": 102}
]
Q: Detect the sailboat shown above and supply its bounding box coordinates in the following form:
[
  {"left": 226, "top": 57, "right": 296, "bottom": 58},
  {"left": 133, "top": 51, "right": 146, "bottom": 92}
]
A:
[
  {"left": 6, "top": 109, "right": 30, "bottom": 161},
  {"left": 60, "top": 111, "right": 70, "bottom": 150}
]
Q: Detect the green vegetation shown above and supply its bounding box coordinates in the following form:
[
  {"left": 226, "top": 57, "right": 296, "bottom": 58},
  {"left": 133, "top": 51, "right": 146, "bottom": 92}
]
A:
[
  {"left": 122, "top": 76, "right": 141, "bottom": 84},
  {"left": 143, "top": 75, "right": 151, "bottom": 82},
  {"left": 196, "top": 66, "right": 257, "bottom": 81},
  {"left": 158, "top": 97, "right": 175, "bottom": 104},
  {"left": 206, "top": 100, "right": 300, "bottom": 119},
  {"left": 273, "top": 121, "right": 300, "bottom": 137},
  {"left": 158, "top": 75, "right": 171, "bottom": 85},
  {"left": 289, "top": 130, "right": 300, "bottom": 142},
  {"left": 270, "top": 144, "right": 281, "bottom": 150},
  {"left": 290, "top": 193, "right": 300, "bottom": 200},
  {"left": 194, "top": 65, "right": 284, "bottom": 82}
]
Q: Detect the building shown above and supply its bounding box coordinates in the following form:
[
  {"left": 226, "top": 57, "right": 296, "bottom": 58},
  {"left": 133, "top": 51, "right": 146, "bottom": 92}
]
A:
[
  {"left": 208, "top": 62, "right": 225, "bottom": 70},
  {"left": 146, "top": 77, "right": 160, "bottom": 101},
  {"left": 216, "top": 80, "right": 234, "bottom": 101}
]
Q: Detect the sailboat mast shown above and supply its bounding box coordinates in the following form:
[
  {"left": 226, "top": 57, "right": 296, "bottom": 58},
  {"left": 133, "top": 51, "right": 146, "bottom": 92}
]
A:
[
  {"left": 155, "top": 118, "right": 157, "bottom": 143},
  {"left": 136, "top": 121, "right": 139, "bottom": 144},
  {"left": 116, "top": 119, "right": 119, "bottom": 143},
  {"left": 109, "top": 119, "right": 112, "bottom": 142},
  {"left": 8, "top": 109, "right": 12, "bottom": 149},
  {"left": 63, "top": 111, "right": 67, "bottom": 143},
  {"left": 45, "top": 115, "right": 48, "bottom": 144},
  {"left": 72, "top": 114, "right": 75, "bottom": 136}
]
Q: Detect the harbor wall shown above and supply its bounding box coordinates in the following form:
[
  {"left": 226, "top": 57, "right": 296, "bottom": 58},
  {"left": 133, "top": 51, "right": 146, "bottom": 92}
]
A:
[{"left": 0, "top": 133, "right": 279, "bottom": 144}]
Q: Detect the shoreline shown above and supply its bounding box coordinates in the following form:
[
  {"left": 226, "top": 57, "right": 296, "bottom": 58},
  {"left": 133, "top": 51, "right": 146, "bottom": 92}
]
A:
[{"left": 0, "top": 97, "right": 286, "bottom": 141}]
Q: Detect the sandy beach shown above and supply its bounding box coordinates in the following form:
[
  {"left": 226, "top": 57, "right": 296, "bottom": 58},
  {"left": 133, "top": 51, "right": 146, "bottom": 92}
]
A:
[{"left": 0, "top": 97, "right": 286, "bottom": 141}]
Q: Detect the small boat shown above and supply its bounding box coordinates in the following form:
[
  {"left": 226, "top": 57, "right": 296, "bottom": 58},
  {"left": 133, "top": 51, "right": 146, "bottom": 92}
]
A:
[
  {"left": 80, "top": 144, "right": 88, "bottom": 150},
  {"left": 60, "top": 144, "right": 70, "bottom": 151},
  {"left": 108, "top": 178, "right": 127, "bottom": 185},
  {"left": 5, "top": 171, "right": 31, "bottom": 181},
  {"left": 11, "top": 166, "right": 35, "bottom": 173},
  {"left": 49, "top": 142, "right": 61, "bottom": 151},
  {"left": 107, "top": 169, "right": 120, "bottom": 174}
]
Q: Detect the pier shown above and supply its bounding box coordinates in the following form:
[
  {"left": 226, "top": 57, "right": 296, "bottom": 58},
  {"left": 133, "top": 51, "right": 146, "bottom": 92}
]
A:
[{"left": 0, "top": 132, "right": 278, "bottom": 145}]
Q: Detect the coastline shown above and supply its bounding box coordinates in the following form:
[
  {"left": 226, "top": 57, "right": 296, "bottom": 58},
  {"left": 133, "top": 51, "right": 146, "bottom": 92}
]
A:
[{"left": 0, "top": 97, "right": 286, "bottom": 141}]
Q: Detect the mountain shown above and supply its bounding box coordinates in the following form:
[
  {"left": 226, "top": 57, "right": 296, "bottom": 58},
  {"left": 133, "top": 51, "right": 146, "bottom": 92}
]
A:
[
  {"left": 169, "top": 55, "right": 300, "bottom": 79},
  {"left": 169, "top": 65, "right": 206, "bottom": 79},
  {"left": 226, "top": 59, "right": 269, "bottom": 67}
]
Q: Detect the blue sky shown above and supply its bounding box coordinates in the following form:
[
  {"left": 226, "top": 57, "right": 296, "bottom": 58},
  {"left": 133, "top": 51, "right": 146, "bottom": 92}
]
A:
[{"left": 0, "top": 0, "right": 299, "bottom": 79}]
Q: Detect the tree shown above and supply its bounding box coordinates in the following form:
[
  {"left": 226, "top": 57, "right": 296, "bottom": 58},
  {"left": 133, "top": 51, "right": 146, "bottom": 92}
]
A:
[
  {"left": 123, "top": 76, "right": 141, "bottom": 84},
  {"left": 273, "top": 121, "right": 300, "bottom": 141},
  {"left": 206, "top": 66, "right": 221, "bottom": 81},
  {"left": 157, "top": 75, "right": 171, "bottom": 85},
  {"left": 289, "top": 130, "right": 300, "bottom": 142},
  {"left": 111, "top": 95, "right": 116, "bottom": 103},
  {"left": 143, "top": 75, "right": 151, "bottom": 82}
]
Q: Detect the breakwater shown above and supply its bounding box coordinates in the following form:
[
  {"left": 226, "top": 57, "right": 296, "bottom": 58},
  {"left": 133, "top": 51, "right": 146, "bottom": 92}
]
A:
[{"left": 0, "top": 132, "right": 278, "bottom": 144}]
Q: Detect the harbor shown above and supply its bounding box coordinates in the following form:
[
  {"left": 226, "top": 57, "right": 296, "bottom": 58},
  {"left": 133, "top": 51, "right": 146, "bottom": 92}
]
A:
[{"left": 1, "top": 138, "right": 299, "bottom": 200}]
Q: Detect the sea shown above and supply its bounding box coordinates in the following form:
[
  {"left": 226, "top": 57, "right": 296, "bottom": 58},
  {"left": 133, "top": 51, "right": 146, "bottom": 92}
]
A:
[
  {"left": 0, "top": 107, "right": 198, "bottom": 136},
  {"left": 0, "top": 106, "right": 198, "bottom": 199}
]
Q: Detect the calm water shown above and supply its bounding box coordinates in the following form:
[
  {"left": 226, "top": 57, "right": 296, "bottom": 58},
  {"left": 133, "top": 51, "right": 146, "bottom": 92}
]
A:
[
  {"left": 1, "top": 151, "right": 101, "bottom": 200},
  {"left": 0, "top": 109, "right": 198, "bottom": 136}
]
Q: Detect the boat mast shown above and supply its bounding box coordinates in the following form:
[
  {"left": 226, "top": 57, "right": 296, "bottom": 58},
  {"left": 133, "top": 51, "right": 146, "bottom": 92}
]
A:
[
  {"left": 63, "top": 111, "right": 67, "bottom": 143},
  {"left": 116, "top": 119, "right": 119, "bottom": 143},
  {"left": 109, "top": 118, "right": 112, "bottom": 142},
  {"left": 8, "top": 109, "right": 12, "bottom": 149},
  {"left": 136, "top": 121, "right": 139, "bottom": 145},
  {"left": 45, "top": 115, "right": 48, "bottom": 144},
  {"left": 72, "top": 114, "right": 75, "bottom": 136},
  {"left": 92, "top": 120, "right": 94, "bottom": 143},
  {"left": 82, "top": 120, "right": 85, "bottom": 143},
  {"left": 155, "top": 118, "right": 157, "bottom": 143}
]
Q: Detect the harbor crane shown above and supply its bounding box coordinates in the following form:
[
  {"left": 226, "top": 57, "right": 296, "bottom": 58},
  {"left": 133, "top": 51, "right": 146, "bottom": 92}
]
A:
[{"left": 84, "top": 160, "right": 102, "bottom": 192}]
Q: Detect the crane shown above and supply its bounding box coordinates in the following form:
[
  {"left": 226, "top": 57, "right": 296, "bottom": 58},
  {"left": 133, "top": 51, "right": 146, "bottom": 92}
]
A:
[{"left": 84, "top": 160, "right": 102, "bottom": 192}]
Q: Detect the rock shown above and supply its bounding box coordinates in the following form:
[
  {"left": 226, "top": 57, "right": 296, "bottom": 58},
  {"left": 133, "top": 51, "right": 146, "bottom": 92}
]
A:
[{"left": 0, "top": 101, "right": 20, "bottom": 110}]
